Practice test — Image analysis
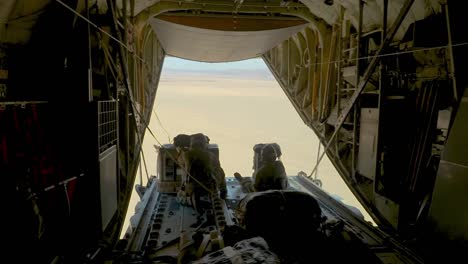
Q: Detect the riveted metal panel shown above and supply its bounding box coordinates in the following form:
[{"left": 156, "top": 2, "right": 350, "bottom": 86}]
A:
[
  {"left": 357, "top": 108, "right": 379, "bottom": 180},
  {"left": 100, "top": 145, "right": 118, "bottom": 231}
]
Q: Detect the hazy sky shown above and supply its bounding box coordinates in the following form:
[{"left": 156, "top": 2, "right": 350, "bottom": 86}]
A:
[{"left": 122, "top": 56, "right": 372, "bottom": 236}]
